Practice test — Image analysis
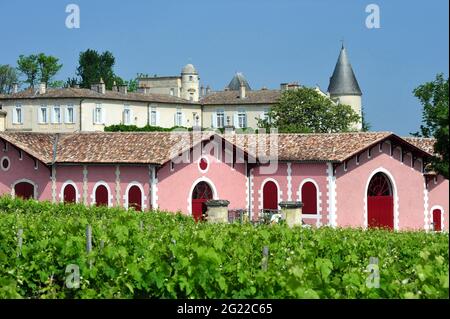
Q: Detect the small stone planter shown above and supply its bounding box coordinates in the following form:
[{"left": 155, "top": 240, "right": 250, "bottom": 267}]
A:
[
  {"left": 279, "top": 201, "right": 303, "bottom": 228},
  {"left": 205, "top": 200, "right": 230, "bottom": 223}
]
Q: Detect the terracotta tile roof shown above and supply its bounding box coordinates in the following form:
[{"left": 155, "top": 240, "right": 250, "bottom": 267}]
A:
[
  {"left": 0, "top": 131, "right": 434, "bottom": 166},
  {"left": 200, "top": 89, "right": 281, "bottom": 105},
  {"left": 0, "top": 132, "right": 56, "bottom": 163},
  {"left": 402, "top": 137, "right": 436, "bottom": 155},
  {"left": 0, "top": 87, "right": 198, "bottom": 105},
  {"left": 225, "top": 132, "right": 395, "bottom": 162}
]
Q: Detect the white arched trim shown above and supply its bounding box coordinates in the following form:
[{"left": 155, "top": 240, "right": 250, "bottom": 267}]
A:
[
  {"left": 259, "top": 178, "right": 282, "bottom": 211},
  {"left": 429, "top": 205, "right": 445, "bottom": 232},
  {"left": 187, "top": 176, "right": 218, "bottom": 216},
  {"left": 59, "top": 180, "right": 80, "bottom": 203},
  {"left": 11, "top": 178, "right": 38, "bottom": 199},
  {"left": 297, "top": 178, "right": 322, "bottom": 227},
  {"left": 91, "top": 181, "right": 113, "bottom": 207},
  {"left": 363, "top": 167, "right": 399, "bottom": 230},
  {"left": 123, "top": 182, "right": 147, "bottom": 211}
]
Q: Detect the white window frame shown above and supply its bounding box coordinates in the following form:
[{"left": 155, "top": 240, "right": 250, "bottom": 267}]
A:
[
  {"left": 39, "top": 106, "right": 49, "bottom": 124},
  {"left": 150, "top": 107, "right": 157, "bottom": 126},
  {"left": 238, "top": 109, "right": 247, "bottom": 129},
  {"left": 94, "top": 104, "right": 104, "bottom": 124},
  {"left": 216, "top": 109, "right": 225, "bottom": 128},
  {"left": 52, "top": 106, "right": 62, "bottom": 124},
  {"left": 175, "top": 109, "right": 183, "bottom": 126},
  {"left": 123, "top": 105, "right": 132, "bottom": 125},
  {"left": 65, "top": 105, "right": 75, "bottom": 124},
  {"left": 13, "top": 104, "right": 23, "bottom": 124}
]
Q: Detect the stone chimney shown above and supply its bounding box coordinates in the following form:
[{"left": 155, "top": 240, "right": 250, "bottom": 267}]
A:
[
  {"left": 112, "top": 81, "right": 118, "bottom": 92},
  {"left": 99, "top": 78, "right": 106, "bottom": 94},
  {"left": 90, "top": 83, "right": 98, "bottom": 92},
  {"left": 118, "top": 85, "right": 128, "bottom": 94},
  {"left": 12, "top": 83, "right": 18, "bottom": 94},
  {"left": 239, "top": 83, "right": 246, "bottom": 99},
  {"left": 39, "top": 82, "right": 46, "bottom": 95},
  {"left": 205, "top": 85, "right": 211, "bottom": 95}
]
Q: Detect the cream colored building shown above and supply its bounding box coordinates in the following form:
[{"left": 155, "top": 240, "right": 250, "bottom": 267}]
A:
[{"left": 0, "top": 46, "right": 363, "bottom": 132}]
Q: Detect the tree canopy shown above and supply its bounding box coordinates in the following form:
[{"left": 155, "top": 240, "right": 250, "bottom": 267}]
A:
[
  {"left": 17, "top": 53, "right": 62, "bottom": 87},
  {"left": 77, "top": 49, "right": 118, "bottom": 90},
  {"left": 412, "top": 73, "right": 449, "bottom": 178},
  {"left": 258, "top": 87, "right": 361, "bottom": 133},
  {"left": 0, "top": 64, "right": 19, "bottom": 94}
]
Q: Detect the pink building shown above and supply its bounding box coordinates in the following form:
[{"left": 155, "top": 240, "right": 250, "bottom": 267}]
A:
[{"left": 0, "top": 131, "right": 447, "bottom": 232}]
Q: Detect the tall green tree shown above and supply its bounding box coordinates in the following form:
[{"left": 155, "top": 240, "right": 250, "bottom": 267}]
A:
[
  {"left": 258, "top": 87, "right": 361, "bottom": 133},
  {"left": 37, "top": 53, "right": 62, "bottom": 85},
  {"left": 17, "top": 54, "right": 39, "bottom": 87},
  {"left": 0, "top": 64, "right": 19, "bottom": 94},
  {"left": 412, "top": 73, "right": 449, "bottom": 178},
  {"left": 77, "top": 49, "right": 117, "bottom": 89}
]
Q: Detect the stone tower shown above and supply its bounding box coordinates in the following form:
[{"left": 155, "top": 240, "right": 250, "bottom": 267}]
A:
[
  {"left": 181, "top": 64, "right": 200, "bottom": 102},
  {"left": 327, "top": 45, "right": 363, "bottom": 130}
]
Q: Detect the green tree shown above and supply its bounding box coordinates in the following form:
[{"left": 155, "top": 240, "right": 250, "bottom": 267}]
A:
[
  {"left": 361, "top": 107, "right": 371, "bottom": 132},
  {"left": 37, "top": 53, "right": 63, "bottom": 84},
  {"left": 77, "top": 49, "right": 117, "bottom": 90},
  {"left": 17, "top": 54, "right": 39, "bottom": 87},
  {"left": 412, "top": 73, "right": 449, "bottom": 178},
  {"left": 258, "top": 87, "right": 361, "bottom": 133},
  {"left": 0, "top": 64, "right": 19, "bottom": 94}
]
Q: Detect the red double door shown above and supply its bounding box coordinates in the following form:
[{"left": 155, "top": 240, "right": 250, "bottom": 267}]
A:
[
  {"left": 368, "top": 196, "right": 394, "bottom": 229},
  {"left": 14, "top": 182, "right": 34, "bottom": 199},
  {"left": 192, "top": 182, "right": 213, "bottom": 222}
]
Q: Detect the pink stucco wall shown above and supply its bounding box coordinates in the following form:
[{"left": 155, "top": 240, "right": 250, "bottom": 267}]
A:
[
  {"left": 335, "top": 141, "right": 439, "bottom": 231},
  {"left": 427, "top": 175, "right": 449, "bottom": 231},
  {"left": 157, "top": 144, "right": 247, "bottom": 215},
  {"left": 0, "top": 143, "right": 52, "bottom": 201}
]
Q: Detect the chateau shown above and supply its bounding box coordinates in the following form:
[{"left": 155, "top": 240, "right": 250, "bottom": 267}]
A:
[{"left": 0, "top": 45, "right": 363, "bottom": 132}]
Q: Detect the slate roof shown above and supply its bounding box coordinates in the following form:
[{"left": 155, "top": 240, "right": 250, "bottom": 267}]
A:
[
  {"left": 327, "top": 45, "right": 362, "bottom": 96},
  {"left": 201, "top": 89, "right": 281, "bottom": 105},
  {"left": 0, "top": 87, "right": 197, "bottom": 105},
  {"left": 227, "top": 73, "right": 251, "bottom": 91},
  {"left": 0, "top": 131, "right": 435, "bottom": 166}
]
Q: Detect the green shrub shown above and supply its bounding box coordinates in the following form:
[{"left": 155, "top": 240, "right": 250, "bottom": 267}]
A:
[{"left": 0, "top": 196, "right": 447, "bottom": 299}]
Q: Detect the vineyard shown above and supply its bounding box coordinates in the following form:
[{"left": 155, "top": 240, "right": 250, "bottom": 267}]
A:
[{"left": 0, "top": 196, "right": 448, "bottom": 299}]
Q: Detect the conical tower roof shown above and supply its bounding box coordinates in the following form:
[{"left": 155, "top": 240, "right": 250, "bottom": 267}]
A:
[
  {"left": 327, "top": 45, "right": 362, "bottom": 96},
  {"left": 227, "top": 72, "right": 251, "bottom": 91}
]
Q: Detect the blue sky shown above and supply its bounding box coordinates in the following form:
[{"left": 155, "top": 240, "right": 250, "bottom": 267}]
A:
[{"left": 0, "top": 0, "right": 448, "bottom": 135}]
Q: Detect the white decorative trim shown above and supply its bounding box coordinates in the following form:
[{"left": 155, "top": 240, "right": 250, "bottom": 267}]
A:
[
  {"left": 326, "top": 163, "right": 337, "bottom": 227},
  {"left": 115, "top": 165, "right": 121, "bottom": 206},
  {"left": 287, "top": 162, "right": 292, "bottom": 201},
  {"left": 82, "top": 165, "right": 88, "bottom": 205},
  {"left": 151, "top": 166, "right": 158, "bottom": 209},
  {"left": 423, "top": 183, "right": 429, "bottom": 231},
  {"left": 123, "top": 182, "right": 147, "bottom": 211},
  {"left": 60, "top": 180, "right": 80, "bottom": 203},
  {"left": 250, "top": 168, "right": 254, "bottom": 220},
  {"left": 245, "top": 162, "right": 249, "bottom": 213},
  {"left": 0, "top": 156, "right": 10, "bottom": 171},
  {"left": 11, "top": 179, "right": 38, "bottom": 199},
  {"left": 363, "top": 167, "right": 399, "bottom": 231},
  {"left": 429, "top": 205, "right": 445, "bottom": 232},
  {"left": 91, "top": 181, "right": 113, "bottom": 207},
  {"left": 297, "top": 178, "right": 322, "bottom": 227},
  {"left": 258, "top": 178, "right": 282, "bottom": 211},
  {"left": 187, "top": 176, "right": 218, "bottom": 216},
  {"left": 51, "top": 166, "right": 57, "bottom": 203}
]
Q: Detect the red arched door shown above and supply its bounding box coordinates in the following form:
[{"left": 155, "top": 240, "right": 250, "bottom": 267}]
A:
[
  {"left": 192, "top": 181, "right": 213, "bottom": 221},
  {"left": 432, "top": 209, "right": 442, "bottom": 232},
  {"left": 95, "top": 185, "right": 109, "bottom": 207},
  {"left": 63, "top": 184, "right": 77, "bottom": 203},
  {"left": 301, "top": 182, "right": 317, "bottom": 214},
  {"left": 128, "top": 185, "right": 142, "bottom": 212},
  {"left": 263, "top": 181, "right": 278, "bottom": 210},
  {"left": 367, "top": 173, "right": 394, "bottom": 229},
  {"left": 14, "top": 182, "right": 35, "bottom": 199}
]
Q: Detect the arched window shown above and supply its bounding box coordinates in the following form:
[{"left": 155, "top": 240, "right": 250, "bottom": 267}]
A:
[
  {"left": 432, "top": 209, "right": 442, "bottom": 232},
  {"left": 263, "top": 180, "right": 278, "bottom": 210},
  {"left": 128, "top": 185, "right": 142, "bottom": 212},
  {"left": 14, "top": 181, "right": 35, "bottom": 199},
  {"left": 301, "top": 181, "right": 317, "bottom": 214},
  {"left": 367, "top": 172, "right": 394, "bottom": 229},
  {"left": 63, "top": 184, "right": 77, "bottom": 203},
  {"left": 95, "top": 185, "right": 109, "bottom": 207},
  {"left": 191, "top": 181, "right": 213, "bottom": 221}
]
